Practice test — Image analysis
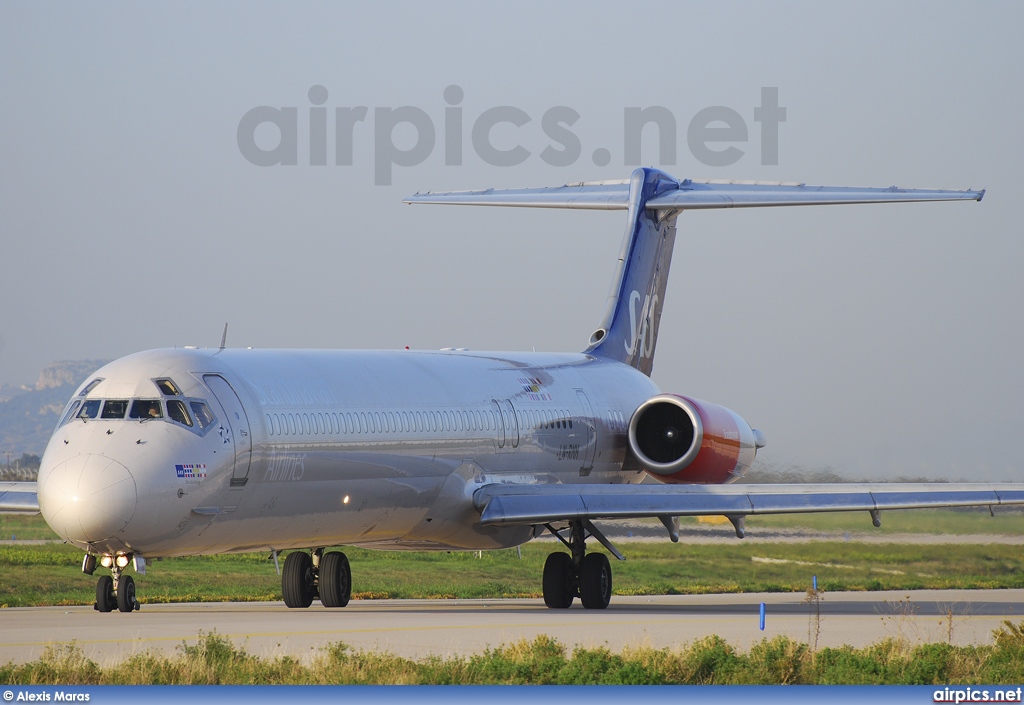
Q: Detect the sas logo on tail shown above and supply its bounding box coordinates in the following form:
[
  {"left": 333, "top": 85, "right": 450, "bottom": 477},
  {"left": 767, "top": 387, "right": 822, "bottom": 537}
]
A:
[
  {"left": 175, "top": 464, "right": 208, "bottom": 479},
  {"left": 624, "top": 290, "right": 658, "bottom": 360}
]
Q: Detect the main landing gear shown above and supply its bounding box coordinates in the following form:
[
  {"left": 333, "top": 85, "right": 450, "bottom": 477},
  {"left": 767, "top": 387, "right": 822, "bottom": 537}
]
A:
[
  {"left": 541, "top": 520, "right": 619, "bottom": 610},
  {"left": 84, "top": 553, "right": 140, "bottom": 613},
  {"left": 282, "top": 548, "right": 352, "bottom": 608}
]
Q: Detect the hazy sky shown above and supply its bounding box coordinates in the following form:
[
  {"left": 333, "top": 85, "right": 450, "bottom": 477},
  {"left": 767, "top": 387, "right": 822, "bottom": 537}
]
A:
[{"left": 2, "top": 2, "right": 1021, "bottom": 480}]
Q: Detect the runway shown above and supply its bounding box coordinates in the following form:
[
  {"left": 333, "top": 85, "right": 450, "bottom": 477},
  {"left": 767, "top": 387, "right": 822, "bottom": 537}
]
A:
[{"left": 2, "top": 590, "right": 1022, "bottom": 665}]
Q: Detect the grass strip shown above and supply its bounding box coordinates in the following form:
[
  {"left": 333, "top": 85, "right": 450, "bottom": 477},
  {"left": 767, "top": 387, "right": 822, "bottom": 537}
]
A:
[
  {"left": 2, "top": 540, "right": 1024, "bottom": 608},
  {"left": 3, "top": 623, "right": 1024, "bottom": 685}
]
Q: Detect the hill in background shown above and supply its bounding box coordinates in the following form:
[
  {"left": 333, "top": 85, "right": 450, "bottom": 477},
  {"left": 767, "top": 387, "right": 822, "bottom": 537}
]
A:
[{"left": 0, "top": 360, "right": 108, "bottom": 464}]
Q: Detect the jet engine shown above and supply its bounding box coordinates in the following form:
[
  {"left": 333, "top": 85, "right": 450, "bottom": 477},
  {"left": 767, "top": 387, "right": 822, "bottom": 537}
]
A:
[{"left": 627, "top": 394, "right": 764, "bottom": 484}]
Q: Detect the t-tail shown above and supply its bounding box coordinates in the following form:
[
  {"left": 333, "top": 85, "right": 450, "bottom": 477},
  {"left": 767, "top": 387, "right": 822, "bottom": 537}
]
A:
[
  {"left": 583, "top": 168, "right": 679, "bottom": 374},
  {"left": 405, "top": 168, "right": 983, "bottom": 376}
]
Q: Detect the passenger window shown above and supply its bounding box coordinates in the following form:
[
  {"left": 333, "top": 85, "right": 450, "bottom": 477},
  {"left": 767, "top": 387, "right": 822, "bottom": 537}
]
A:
[
  {"left": 78, "top": 400, "right": 101, "bottom": 419},
  {"left": 130, "top": 400, "right": 163, "bottom": 419},
  {"left": 155, "top": 379, "right": 182, "bottom": 396},
  {"left": 190, "top": 402, "right": 215, "bottom": 429},
  {"left": 60, "top": 400, "right": 82, "bottom": 427},
  {"left": 167, "top": 400, "right": 193, "bottom": 426},
  {"left": 102, "top": 400, "right": 129, "bottom": 419}
]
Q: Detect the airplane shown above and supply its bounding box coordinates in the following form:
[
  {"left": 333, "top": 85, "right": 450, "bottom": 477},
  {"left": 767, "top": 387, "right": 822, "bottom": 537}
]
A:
[{"left": 1, "top": 167, "right": 1021, "bottom": 614}]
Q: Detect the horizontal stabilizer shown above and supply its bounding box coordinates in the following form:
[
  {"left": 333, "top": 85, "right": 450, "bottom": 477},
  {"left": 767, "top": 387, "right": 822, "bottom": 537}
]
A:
[
  {"left": 645, "top": 181, "right": 985, "bottom": 210},
  {"left": 406, "top": 178, "right": 984, "bottom": 212},
  {"left": 405, "top": 180, "right": 631, "bottom": 210},
  {"left": 474, "top": 482, "right": 1024, "bottom": 526},
  {"left": 0, "top": 481, "right": 40, "bottom": 514}
]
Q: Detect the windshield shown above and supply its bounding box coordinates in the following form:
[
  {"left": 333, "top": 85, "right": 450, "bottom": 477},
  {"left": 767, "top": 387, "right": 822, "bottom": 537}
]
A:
[
  {"left": 130, "top": 400, "right": 163, "bottom": 419},
  {"left": 77, "top": 400, "right": 101, "bottom": 419},
  {"left": 101, "top": 400, "right": 129, "bottom": 419},
  {"left": 68, "top": 396, "right": 214, "bottom": 434}
]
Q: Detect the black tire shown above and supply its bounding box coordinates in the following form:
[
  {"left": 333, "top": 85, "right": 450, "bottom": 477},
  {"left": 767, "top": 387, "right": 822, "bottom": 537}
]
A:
[
  {"left": 542, "top": 552, "right": 574, "bottom": 609},
  {"left": 579, "top": 553, "right": 612, "bottom": 610},
  {"left": 282, "top": 551, "right": 315, "bottom": 608},
  {"left": 96, "top": 575, "right": 115, "bottom": 613},
  {"left": 116, "top": 574, "right": 136, "bottom": 613},
  {"left": 319, "top": 551, "right": 352, "bottom": 608}
]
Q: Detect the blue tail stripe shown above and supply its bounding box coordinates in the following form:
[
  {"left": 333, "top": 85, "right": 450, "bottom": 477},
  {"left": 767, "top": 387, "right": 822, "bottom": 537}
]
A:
[{"left": 585, "top": 168, "right": 681, "bottom": 376}]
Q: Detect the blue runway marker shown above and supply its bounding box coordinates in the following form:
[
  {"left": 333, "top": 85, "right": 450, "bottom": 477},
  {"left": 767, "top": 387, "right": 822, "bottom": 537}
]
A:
[{"left": 759, "top": 602, "right": 766, "bottom": 630}]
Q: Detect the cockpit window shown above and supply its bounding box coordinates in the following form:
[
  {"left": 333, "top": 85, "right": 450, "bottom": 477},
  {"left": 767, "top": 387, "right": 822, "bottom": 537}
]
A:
[
  {"left": 190, "top": 401, "right": 215, "bottom": 429},
  {"left": 79, "top": 379, "right": 103, "bottom": 397},
  {"left": 130, "top": 399, "right": 163, "bottom": 419},
  {"left": 101, "top": 400, "right": 129, "bottom": 419},
  {"left": 155, "top": 378, "right": 181, "bottom": 396},
  {"left": 78, "top": 399, "right": 101, "bottom": 419},
  {"left": 60, "top": 400, "right": 82, "bottom": 427},
  {"left": 167, "top": 399, "right": 193, "bottom": 427}
]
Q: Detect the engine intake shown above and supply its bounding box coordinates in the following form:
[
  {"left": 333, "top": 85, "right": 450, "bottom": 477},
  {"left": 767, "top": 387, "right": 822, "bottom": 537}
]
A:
[{"left": 627, "top": 394, "right": 762, "bottom": 484}]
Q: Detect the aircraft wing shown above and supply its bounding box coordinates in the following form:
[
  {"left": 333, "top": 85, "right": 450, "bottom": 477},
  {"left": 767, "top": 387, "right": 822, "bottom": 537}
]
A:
[
  {"left": 405, "top": 179, "right": 984, "bottom": 211},
  {"left": 0, "top": 482, "right": 40, "bottom": 513},
  {"left": 474, "top": 482, "right": 1024, "bottom": 527}
]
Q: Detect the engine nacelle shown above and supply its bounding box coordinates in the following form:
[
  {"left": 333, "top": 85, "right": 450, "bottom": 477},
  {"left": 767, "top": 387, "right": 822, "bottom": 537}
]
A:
[{"left": 627, "top": 394, "right": 764, "bottom": 484}]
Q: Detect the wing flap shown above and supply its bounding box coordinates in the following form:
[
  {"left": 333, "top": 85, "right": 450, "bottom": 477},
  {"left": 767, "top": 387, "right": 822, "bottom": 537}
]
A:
[
  {"left": 0, "top": 481, "right": 40, "bottom": 514},
  {"left": 474, "top": 483, "right": 1024, "bottom": 526}
]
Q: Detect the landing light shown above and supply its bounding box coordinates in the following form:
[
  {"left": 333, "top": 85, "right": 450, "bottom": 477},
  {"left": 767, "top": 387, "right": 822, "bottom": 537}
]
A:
[
  {"left": 100, "top": 555, "right": 113, "bottom": 568},
  {"left": 115, "top": 554, "right": 131, "bottom": 568},
  {"left": 343, "top": 495, "right": 350, "bottom": 505}
]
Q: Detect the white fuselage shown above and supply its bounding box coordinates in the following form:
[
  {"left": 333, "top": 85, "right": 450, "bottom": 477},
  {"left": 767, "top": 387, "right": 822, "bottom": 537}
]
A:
[{"left": 37, "top": 347, "right": 659, "bottom": 558}]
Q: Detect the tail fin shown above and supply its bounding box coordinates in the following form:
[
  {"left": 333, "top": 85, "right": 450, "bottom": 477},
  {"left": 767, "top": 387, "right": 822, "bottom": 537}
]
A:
[
  {"left": 405, "top": 170, "right": 983, "bottom": 375},
  {"left": 405, "top": 166, "right": 682, "bottom": 374},
  {"left": 584, "top": 168, "right": 679, "bottom": 375}
]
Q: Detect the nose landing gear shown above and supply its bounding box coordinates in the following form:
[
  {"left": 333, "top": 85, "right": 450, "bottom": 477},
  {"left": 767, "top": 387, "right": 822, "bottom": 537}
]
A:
[
  {"left": 541, "top": 520, "right": 619, "bottom": 609},
  {"left": 87, "top": 553, "right": 140, "bottom": 613}
]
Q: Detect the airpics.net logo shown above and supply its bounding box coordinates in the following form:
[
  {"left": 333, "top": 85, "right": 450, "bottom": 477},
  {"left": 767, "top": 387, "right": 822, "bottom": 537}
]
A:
[{"left": 237, "top": 85, "right": 787, "bottom": 185}]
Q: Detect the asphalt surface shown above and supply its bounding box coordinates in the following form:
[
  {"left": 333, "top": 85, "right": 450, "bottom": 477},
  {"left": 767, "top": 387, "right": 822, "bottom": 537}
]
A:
[{"left": 2, "top": 590, "right": 1022, "bottom": 665}]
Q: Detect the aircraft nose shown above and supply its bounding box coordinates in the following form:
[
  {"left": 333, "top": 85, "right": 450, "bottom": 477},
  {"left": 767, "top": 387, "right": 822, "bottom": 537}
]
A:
[{"left": 39, "top": 455, "right": 137, "bottom": 543}]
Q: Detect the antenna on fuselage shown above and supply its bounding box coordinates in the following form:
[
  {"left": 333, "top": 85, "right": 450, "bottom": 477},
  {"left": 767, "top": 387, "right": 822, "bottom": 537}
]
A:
[{"left": 219, "top": 323, "right": 228, "bottom": 350}]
